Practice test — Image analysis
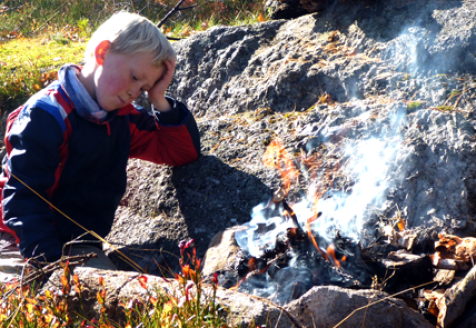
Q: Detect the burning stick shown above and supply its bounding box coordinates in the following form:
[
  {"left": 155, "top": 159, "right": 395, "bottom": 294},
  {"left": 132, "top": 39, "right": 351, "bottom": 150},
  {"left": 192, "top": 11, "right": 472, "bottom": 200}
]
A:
[
  {"left": 272, "top": 187, "right": 305, "bottom": 238},
  {"left": 327, "top": 243, "right": 341, "bottom": 268},
  {"left": 306, "top": 213, "right": 328, "bottom": 261}
]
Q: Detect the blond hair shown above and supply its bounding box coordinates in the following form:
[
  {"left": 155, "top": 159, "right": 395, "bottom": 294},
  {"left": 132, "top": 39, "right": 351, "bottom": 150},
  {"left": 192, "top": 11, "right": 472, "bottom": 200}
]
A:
[{"left": 85, "top": 11, "right": 176, "bottom": 66}]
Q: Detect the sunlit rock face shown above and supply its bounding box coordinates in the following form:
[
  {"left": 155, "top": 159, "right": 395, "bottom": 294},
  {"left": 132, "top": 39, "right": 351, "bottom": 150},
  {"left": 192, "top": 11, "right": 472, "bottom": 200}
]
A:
[{"left": 108, "top": 0, "right": 476, "bottom": 278}]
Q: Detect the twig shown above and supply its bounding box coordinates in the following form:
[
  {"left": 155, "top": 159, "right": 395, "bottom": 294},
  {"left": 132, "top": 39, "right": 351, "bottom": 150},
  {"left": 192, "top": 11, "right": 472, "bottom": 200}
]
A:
[
  {"left": 362, "top": 290, "right": 378, "bottom": 327},
  {"left": 177, "top": 5, "right": 196, "bottom": 10},
  {"left": 33, "top": 7, "right": 63, "bottom": 33},
  {"left": 157, "top": 0, "right": 187, "bottom": 29},
  {"left": 0, "top": 5, "right": 26, "bottom": 13},
  {"left": 1, "top": 253, "right": 98, "bottom": 301},
  {"left": 333, "top": 280, "right": 436, "bottom": 328},
  {"left": 453, "top": 86, "right": 466, "bottom": 110}
]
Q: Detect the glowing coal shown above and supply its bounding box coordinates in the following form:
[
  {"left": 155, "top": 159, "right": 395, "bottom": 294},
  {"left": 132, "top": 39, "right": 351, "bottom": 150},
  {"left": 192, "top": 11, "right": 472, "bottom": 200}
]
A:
[{"left": 232, "top": 105, "right": 407, "bottom": 305}]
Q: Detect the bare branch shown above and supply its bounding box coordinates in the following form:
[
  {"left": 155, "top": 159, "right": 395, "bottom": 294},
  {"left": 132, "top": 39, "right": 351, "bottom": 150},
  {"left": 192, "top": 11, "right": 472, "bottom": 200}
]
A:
[
  {"left": 157, "top": 0, "right": 187, "bottom": 29},
  {"left": 178, "top": 5, "right": 196, "bottom": 10},
  {"left": 167, "top": 37, "right": 184, "bottom": 41}
]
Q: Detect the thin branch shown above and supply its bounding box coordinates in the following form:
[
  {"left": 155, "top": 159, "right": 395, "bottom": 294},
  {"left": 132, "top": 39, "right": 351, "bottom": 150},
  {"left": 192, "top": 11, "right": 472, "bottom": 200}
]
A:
[
  {"left": 1, "top": 253, "right": 98, "bottom": 301},
  {"left": 167, "top": 36, "right": 184, "bottom": 41},
  {"left": 0, "top": 5, "right": 26, "bottom": 13},
  {"left": 157, "top": 0, "right": 187, "bottom": 29},
  {"left": 177, "top": 5, "right": 196, "bottom": 10}
]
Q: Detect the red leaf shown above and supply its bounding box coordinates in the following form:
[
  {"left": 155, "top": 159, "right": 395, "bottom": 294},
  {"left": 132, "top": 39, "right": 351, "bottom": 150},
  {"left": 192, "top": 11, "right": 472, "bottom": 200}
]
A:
[{"left": 138, "top": 275, "right": 148, "bottom": 289}]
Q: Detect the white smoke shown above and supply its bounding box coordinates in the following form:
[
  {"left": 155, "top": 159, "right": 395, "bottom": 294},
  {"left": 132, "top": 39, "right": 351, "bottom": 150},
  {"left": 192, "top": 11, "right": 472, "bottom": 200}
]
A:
[{"left": 236, "top": 104, "right": 407, "bottom": 255}]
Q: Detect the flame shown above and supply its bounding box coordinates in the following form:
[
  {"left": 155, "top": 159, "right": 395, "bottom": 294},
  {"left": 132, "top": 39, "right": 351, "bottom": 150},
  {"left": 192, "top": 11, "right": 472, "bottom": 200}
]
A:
[
  {"left": 327, "top": 244, "right": 341, "bottom": 268},
  {"left": 306, "top": 214, "right": 328, "bottom": 261},
  {"left": 229, "top": 277, "right": 246, "bottom": 290},
  {"left": 263, "top": 140, "right": 298, "bottom": 194}
]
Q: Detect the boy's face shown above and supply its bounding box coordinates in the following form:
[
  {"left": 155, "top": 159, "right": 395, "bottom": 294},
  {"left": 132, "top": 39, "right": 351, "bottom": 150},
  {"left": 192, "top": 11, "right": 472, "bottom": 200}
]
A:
[{"left": 93, "top": 46, "right": 166, "bottom": 111}]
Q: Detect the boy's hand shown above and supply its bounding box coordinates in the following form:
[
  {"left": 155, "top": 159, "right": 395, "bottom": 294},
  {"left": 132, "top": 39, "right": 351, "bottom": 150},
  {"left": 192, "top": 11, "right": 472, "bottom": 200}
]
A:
[{"left": 149, "top": 59, "right": 176, "bottom": 112}]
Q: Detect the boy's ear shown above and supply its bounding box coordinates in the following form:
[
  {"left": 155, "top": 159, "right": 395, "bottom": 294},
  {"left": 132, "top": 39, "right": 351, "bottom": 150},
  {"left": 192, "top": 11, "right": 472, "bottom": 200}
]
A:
[{"left": 95, "top": 40, "right": 111, "bottom": 66}]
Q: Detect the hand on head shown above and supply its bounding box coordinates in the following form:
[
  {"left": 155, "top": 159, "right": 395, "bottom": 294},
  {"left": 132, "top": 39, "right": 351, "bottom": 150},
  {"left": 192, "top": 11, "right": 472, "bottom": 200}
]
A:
[{"left": 147, "top": 58, "right": 177, "bottom": 111}]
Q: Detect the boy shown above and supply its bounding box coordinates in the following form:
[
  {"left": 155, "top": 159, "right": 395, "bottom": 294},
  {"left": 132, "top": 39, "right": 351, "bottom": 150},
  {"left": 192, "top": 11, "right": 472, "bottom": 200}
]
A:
[{"left": 0, "top": 12, "right": 200, "bottom": 277}]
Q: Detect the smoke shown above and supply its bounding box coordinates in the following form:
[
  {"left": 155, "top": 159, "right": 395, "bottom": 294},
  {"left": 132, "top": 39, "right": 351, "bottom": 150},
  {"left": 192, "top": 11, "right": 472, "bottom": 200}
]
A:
[
  {"left": 310, "top": 106, "right": 407, "bottom": 244},
  {"left": 234, "top": 104, "right": 407, "bottom": 304}
]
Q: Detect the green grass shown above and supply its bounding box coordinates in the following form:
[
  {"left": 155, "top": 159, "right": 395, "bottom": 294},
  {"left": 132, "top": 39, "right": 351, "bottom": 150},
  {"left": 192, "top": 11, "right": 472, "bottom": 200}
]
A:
[
  {"left": 0, "top": 0, "right": 267, "bottom": 111},
  {"left": 436, "top": 105, "right": 453, "bottom": 111},
  {"left": 0, "top": 37, "right": 86, "bottom": 109},
  {"left": 0, "top": 0, "right": 266, "bottom": 39},
  {"left": 407, "top": 101, "right": 422, "bottom": 111}
]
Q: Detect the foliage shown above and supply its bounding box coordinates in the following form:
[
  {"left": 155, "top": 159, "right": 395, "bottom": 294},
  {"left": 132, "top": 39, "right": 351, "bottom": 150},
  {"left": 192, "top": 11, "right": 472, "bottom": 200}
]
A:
[
  {"left": 0, "top": 37, "right": 85, "bottom": 109},
  {"left": 0, "top": 0, "right": 267, "bottom": 111},
  {"left": 0, "top": 240, "right": 238, "bottom": 327},
  {"left": 436, "top": 105, "right": 453, "bottom": 111},
  {"left": 407, "top": 101, "right": 422, "bottom": 111},
  {"left": 0, "top": 0, "right": 266, "bottom": 39}
]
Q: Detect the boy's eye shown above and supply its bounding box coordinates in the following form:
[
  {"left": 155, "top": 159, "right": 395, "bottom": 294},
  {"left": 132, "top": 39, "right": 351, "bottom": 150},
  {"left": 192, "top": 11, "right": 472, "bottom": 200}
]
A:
[{"left": 132, "top": 75, "right": 138, "bottom": 81}]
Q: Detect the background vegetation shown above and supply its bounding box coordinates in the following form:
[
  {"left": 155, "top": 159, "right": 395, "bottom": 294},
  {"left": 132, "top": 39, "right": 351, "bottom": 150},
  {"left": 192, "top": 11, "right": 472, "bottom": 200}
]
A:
[{"left": 0, "top": 0, "right": 266, "bottom": 111}]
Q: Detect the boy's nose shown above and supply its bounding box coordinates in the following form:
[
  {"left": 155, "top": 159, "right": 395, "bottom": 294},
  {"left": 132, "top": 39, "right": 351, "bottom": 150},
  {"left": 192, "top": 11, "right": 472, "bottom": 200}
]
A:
[{"left": 128, "top": 88, "right": 141, "bottom": 100}]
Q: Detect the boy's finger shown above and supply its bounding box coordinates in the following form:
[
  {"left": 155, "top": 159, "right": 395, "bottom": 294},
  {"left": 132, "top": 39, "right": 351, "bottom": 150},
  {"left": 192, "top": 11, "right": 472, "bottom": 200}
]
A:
[
  {"left": 157, "top": 60, "right": 174, "bottom": 83},
  {"left": 164, "top": 60, "right": 175, "bottom": 78}
]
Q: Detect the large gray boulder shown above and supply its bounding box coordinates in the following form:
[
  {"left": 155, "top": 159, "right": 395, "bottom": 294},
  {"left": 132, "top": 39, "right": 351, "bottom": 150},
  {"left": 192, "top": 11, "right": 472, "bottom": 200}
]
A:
[{"left": 107, "top": 0, "right": 476, "bottom": 275}]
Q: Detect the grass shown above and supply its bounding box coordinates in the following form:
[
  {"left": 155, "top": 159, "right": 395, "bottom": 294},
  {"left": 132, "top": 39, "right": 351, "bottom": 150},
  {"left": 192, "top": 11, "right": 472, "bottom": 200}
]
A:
[
  {"left": 407, "top": 101, "right": 422, "bottom": 111},
  {"left": 0, "top": 37, "right": 86, "bottom": 109},
  {"left": 436, "top": 105, "right": 453, "bottom": 111},
  {"left": 0, "top": 0, "right": 267, "bottom": 110},
  {"left": 0, "top": 240, "right": 246, "bottom": 327}
]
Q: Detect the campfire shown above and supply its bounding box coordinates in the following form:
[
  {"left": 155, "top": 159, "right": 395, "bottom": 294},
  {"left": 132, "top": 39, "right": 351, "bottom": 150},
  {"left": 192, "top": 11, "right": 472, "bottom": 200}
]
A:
[{"left": 215, "top": 117, "right": 476, "bottom": 326}]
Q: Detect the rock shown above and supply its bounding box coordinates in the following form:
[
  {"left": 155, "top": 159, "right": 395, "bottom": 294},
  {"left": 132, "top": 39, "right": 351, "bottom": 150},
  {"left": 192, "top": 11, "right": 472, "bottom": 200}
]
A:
[
  {"left": 436, "top": 266, "right": 476, "bottom": 328},
  {"left": 107, "top": 0, "right": 476, "bottom": 277},
  {"left": 202, "top": 226, "right": 246, "bottom": 277},
  {"left": 215, "top": 288, "right": 297, "bottom": 327},
  {"left": 41, "top": 266, "right": 297, "bottom": 327},
  {"left": 265, "top": 0, "right": 318, "bottom": 20},
  {"left": 285, "top": 286, "right": 434, "bottom": 328},
  {"left": 106, "top": 156, "right": 272, "bottom": 274},
  {"left": 99, "top": 7, "right": 476, "bottom": 326}
]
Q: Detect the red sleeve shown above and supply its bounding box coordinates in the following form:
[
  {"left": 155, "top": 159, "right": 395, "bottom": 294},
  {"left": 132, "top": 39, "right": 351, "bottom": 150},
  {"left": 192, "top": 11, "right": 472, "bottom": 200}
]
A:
[{"left": 127, "top": 102, "right": 200, "bottom": 166}]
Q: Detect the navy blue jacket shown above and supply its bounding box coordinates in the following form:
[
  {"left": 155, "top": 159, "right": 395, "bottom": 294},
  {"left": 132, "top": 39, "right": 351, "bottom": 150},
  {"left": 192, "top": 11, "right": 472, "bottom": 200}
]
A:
[{"left": 0, "top": 81, "right": 200, "bottom": 262}]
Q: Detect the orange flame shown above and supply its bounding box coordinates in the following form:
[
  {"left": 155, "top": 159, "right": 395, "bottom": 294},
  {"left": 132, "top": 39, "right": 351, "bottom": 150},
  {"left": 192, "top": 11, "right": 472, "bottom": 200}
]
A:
[
  {"left": 229, "top": 277, "right": 246, "bottom": 290},
  {"left": 327, "top": 244, "right": 341, "bottom": 268},
  {"left": 263, "top": 140, "right": 298, "bottom": 194},
  {"left": 306, "top": 215, "right": 328, "bottom": 261}
]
